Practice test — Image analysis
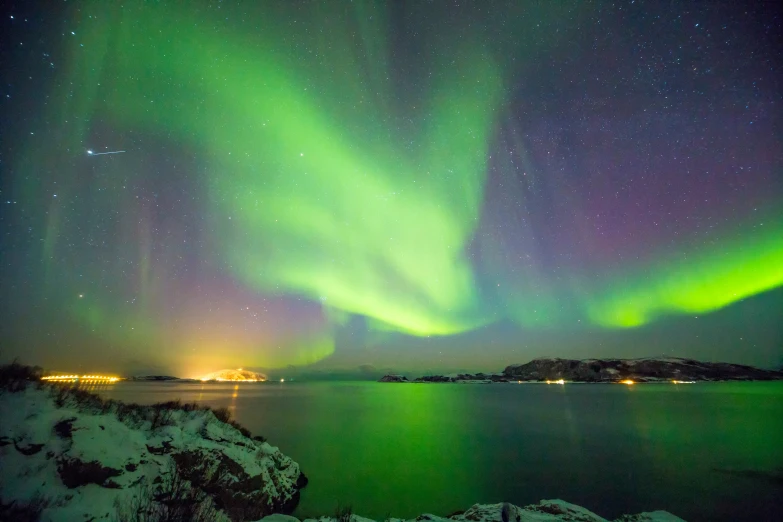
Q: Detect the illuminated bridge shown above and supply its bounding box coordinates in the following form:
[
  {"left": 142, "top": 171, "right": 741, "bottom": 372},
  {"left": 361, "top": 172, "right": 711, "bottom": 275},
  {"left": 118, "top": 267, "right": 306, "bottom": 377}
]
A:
[{"left": 41, "top": 374, "right": 120, "bottom": 383}]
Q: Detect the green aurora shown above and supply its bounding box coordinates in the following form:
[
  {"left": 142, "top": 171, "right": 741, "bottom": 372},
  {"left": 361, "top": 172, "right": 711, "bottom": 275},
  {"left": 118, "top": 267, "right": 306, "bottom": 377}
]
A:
[{"left": 4, "top": 0, "right": 782, "bottom": 372}]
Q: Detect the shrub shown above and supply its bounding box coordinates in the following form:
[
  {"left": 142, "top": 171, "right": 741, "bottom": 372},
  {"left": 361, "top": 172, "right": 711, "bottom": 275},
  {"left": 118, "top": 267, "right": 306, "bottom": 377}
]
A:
[
  {"left": 150, "top": 407, "right": 175, "bottom": 430},
  {"left": 211, "top": 407, "right": 232, "bottom": 424},
  {"left": 252, "top": 435, "right": 267, "bottom": 443},
  {"left": 67, "top": 387, "right": 106, "bottom": 412},
  {"left": 228, "top": 420, "right": 252, "bottom": 439},
  {"left": 115, "top": 402, "right": 136, "bottom": 423},
  {"left": 335, "top": 503, "right": 353, "bottom": 522},
  {"left": 53, "top": 386, "right": 71, "bottom": 408},
  {"left": 152, "top": 400, "right": 183, "bottom": 410},
  {"left": 47, "top": 385, "right": 106, "bottom": 412},
  {"left": 115, "top": 466, "right": 218, "bottom": 522},
  {"left": 0, "top": 360, "right": 42, "bottom": 392},
  {"left": 179, "top": 402, "right": 206, "bottom": 412},
  {"left": 0, "top": 493, "right": 49, "bottom": 522}
]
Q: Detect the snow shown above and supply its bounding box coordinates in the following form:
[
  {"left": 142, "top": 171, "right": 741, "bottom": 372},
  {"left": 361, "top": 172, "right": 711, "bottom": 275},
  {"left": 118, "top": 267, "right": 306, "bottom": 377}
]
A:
[
  {"left": 260, "top": 501, "right": 686, "bottom": 522},
  {"left": 0, "top": 383, "right": 304, "bottom": 521},
  {"left": 262, "top": 515, "right": 302, "bottom": 522},
  {"left": 614, "top": 511, "right": 687, "bottom": 522}
]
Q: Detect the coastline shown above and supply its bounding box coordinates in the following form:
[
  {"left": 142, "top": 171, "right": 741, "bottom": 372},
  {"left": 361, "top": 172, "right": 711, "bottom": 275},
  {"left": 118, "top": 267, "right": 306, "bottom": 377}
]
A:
[{"left": 0, "top": 363, "right": 691, "bottom": 521}]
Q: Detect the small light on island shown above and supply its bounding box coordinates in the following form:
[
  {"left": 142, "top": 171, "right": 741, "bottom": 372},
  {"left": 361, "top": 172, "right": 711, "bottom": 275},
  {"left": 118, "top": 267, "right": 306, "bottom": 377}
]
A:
[
  {"left": 671, "top": 380, "right": 695, "bottom": 384},
  {"left": 199, "top": 369, "right": 267, "bottom": 382},
  {"left": 620, "top": 379, "right": 635, "bottom": 385},
  {"left": 545, "top": 379, "right": 566, "bottom": 385},
  {"left": 280, "top": 378, "right": 285, "bottom": 383}
]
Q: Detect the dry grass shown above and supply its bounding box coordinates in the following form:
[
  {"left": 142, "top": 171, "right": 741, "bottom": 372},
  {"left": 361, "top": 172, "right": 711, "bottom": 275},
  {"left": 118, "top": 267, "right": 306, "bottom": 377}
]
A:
[{"left": 114, "top": 466, "right": 218, "bottom": 522}]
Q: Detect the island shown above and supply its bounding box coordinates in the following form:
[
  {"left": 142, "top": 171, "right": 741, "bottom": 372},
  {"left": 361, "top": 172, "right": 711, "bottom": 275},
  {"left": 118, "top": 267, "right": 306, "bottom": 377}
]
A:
[
  {"left": 380, "top": 357, "right": 783, "bottom": 384},
  {"left": 129, "top": 375, "right": 202, "bottom": 382}
]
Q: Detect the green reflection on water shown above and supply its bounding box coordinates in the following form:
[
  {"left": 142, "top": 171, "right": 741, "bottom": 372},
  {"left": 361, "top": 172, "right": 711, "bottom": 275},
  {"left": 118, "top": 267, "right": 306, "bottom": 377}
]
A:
[{"left": 95, "top": 381, "right": 783, "bottom": 521}]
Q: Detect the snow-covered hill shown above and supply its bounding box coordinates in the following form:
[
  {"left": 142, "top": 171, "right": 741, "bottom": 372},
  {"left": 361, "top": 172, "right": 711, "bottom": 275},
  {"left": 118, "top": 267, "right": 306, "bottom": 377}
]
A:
[{"left": 0, "top": 374, "right": 306, "bottom": 521}]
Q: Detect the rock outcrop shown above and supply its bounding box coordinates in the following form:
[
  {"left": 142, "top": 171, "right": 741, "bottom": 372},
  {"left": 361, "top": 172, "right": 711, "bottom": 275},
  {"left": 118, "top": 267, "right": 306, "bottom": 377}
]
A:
[
  {"left": 257, "top": 499, "right": 685, "bottom": 522},
  {"left": 0, "top": 379, "right": 306, "bottom": 521}
]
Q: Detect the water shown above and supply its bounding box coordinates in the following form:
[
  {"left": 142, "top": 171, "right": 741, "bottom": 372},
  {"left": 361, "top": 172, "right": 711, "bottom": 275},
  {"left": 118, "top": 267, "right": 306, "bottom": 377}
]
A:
[{"left": 95, "top": 381, "right": 783, "bottom": 521}]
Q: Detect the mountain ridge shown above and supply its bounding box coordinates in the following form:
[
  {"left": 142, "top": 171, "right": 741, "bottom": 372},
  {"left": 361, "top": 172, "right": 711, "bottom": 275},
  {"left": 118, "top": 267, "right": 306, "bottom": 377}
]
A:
[{"left": 380, "top": 357, "right": 783, "bottom": 383}]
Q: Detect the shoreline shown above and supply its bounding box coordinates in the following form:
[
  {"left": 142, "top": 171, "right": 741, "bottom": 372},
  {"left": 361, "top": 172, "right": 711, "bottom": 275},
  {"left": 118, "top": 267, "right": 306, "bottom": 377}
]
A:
[{"left": 1, "top": 362, "right": 690, "bottom": 521}]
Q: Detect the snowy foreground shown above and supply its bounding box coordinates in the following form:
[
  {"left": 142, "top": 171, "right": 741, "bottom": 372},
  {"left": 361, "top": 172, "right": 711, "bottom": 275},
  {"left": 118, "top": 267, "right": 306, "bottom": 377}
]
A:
[
  {"left": 259, "top": 501, "right": 685, "bottom": 522},
  {"left": 1, "top": 376, "right": 685, "bottom": 522},
  {"left": 0, "top": 380, "right": 306, "bottom": 521}
]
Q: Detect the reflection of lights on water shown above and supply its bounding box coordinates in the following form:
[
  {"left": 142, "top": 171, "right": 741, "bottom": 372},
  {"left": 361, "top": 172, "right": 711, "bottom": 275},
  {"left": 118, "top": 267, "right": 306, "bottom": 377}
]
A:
[{"left": 232, "top": 384, "right": 239, "bottom": 399}]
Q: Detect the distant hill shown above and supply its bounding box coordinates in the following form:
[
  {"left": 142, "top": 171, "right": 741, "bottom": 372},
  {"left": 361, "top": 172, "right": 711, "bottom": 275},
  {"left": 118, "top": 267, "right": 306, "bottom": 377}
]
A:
[
  {"left": 380, "top": 357, "right": 783, "bottom": 383},
  {"left": 503, "top": 357, "right": 783, "bottom": 382},
  {"left": 129, "top": 375, "right": 188, "bottom": 382}
]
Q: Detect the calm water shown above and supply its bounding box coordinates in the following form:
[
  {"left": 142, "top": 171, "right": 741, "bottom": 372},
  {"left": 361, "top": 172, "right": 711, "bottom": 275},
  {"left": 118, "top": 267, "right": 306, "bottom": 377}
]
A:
[{"left": 95, "top": 381, "right": 783, "bottom": 521}]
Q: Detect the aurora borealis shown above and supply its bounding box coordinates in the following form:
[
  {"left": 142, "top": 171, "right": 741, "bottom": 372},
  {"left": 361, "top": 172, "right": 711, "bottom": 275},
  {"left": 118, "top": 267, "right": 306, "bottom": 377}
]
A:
[{"left": 1, "top": 1, "right": 781, "bottom": 376}]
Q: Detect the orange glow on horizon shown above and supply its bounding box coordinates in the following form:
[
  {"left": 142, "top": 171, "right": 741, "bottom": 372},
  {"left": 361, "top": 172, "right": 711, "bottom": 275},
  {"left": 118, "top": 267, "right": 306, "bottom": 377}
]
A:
[{"left": 198, "top": 368, "right": 267, "bottom": 382}]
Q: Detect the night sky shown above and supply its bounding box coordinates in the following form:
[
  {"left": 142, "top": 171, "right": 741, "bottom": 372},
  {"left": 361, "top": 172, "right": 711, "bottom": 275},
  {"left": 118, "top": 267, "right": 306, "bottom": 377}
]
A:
[{"left": 1, "top": 1, "right": 781, "bottom": 377}]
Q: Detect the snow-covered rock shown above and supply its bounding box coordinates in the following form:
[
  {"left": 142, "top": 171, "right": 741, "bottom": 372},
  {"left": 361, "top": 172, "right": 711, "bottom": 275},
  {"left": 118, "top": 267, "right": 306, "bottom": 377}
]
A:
[
  {"left": 0, "top": 381, "right": 307, "bottom": 521},
  {"left": 258, "top": 500, "right": 685, "bottom": 522}
]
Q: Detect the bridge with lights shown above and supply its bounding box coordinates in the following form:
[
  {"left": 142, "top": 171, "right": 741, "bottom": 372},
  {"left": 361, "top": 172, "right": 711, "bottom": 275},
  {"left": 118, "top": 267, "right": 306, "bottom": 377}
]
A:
[{"left": 41, "top": 375, "right": 120, "bottom": 383}]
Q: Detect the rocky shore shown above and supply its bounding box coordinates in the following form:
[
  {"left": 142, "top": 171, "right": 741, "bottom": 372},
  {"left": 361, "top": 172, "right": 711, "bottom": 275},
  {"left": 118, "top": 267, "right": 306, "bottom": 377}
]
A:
[
  {"left": 380, "top": 357, "right": 783, "bottom": 384},
  {"left": 0, "top": 364, "right": 306, "bottom": 521},
  {"left": 259, "top": 499, "right": 684, "bottom": 522}
]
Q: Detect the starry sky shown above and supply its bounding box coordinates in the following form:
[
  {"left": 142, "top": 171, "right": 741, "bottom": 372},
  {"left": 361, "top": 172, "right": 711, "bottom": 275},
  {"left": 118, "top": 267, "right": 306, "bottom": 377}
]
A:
[{"left": 1, "top": 1, "right": 781, "bottom": 377}]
